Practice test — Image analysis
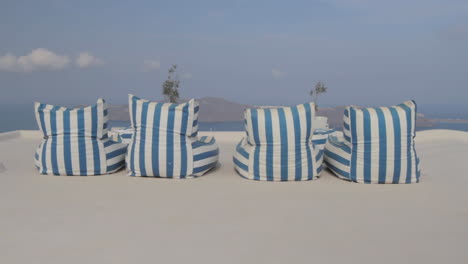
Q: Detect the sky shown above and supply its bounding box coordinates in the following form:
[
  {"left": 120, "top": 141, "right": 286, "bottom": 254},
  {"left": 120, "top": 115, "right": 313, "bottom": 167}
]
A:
[{"left": 1, "top": 0, "right": 467, "bottom": 111}]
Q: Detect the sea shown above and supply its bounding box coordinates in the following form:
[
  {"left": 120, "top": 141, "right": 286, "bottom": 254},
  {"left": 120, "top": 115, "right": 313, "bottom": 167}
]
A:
[{"left": 1, "top": 105, "right": 468, "bottom": 133}]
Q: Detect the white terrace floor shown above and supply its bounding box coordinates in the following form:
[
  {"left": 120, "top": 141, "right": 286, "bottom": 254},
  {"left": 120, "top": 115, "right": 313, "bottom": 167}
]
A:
[{"left": 0, "top": 130, "right": 467, "bottom": 264}]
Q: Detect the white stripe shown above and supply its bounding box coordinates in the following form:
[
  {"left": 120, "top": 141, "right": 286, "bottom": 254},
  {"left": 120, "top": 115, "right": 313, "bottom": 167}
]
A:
[
  {"left": 284, "top": 107, "right": 295, "bottom": 180},
  {"left": 355, "top": 109, "right": 364, "bottom": 182},
  {"left": 382, "top": 107, "right": 395, "bottom": 183},
  {"left": 297, "top": 104, "right": 308, "bottom": 180},
  {"left": 133, "top": 101, "right": 142, "bottom": 175},
  {"left": 144, "top": 103, "right": 155, "bottom": 176},
  {"left": 324, "top": 142, "right": 350, "bottom": 177},
  {"left": 270, "top": 109, "right": 281, "bottom": 178},
  {"left": 56, "top": 110, "right": 65, "bottom": 174},
  {"left": 84, "top": 107, "right": 94, "bottom": 174},
  {"left": 396, "top": 106, "right": 408, "bottom": 184},
  {"left": 158, "top": 104, "right": 169, "bottom": 176},
  {"left": 256, "top": 110, "right": 266, "bottom": 178},
  {"left": 69, "top": 110, "right": 80, "bottom": 174},
  {"left": 173, "top": 104, "right": 183, "bottom": 175},
  {"left": 368, "top": 108, "right": 380, "bottom": 183},
  {"left": 97, "top": 99, "right": 104, "bottom": 138}
]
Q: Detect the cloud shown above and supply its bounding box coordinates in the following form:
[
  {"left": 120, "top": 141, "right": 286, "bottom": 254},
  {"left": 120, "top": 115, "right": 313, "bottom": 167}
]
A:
[
  {"left": 0, "top": 48, "right": 69, "bottom": 72},
  {"left": 76, "top": 52, "right": 104, "bottom": 68},
  {"left": 143, "top": 60, "right": 161, "bottom": 71},
  {"left": 271, "top": 68, "right": 286, "bottom": 79}
]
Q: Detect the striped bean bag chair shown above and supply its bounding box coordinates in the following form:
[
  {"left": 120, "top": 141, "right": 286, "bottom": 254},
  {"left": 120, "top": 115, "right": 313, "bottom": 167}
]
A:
[
  {"left": 324, "top": 100, "right": 422, "bottom": 184},
  {"left": 233, "top": 103, "right": 327, "bottom": 181},
  {"left": 126, "top": 95, "right": 219, "bottom": 178},
  {"left": 34, "top": 99, "right": 127, "bottom": 175}
]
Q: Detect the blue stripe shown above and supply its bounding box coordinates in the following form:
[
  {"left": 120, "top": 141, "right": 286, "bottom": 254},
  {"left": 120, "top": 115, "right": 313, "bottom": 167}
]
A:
[
  {"left": 375, "top": 108, "right": 387, "bottom": 184},
  {"left": 317, "top": 165, "right": 323, "bottom": 174},
  {"left": 192, "top": 141, "right": 206, "bottom": 149},
  {"left": 251, "top": 109, "right": 260, "bottom": 180},
  {"left": 180, "top": 103, "right": 189, "bottom": 177},
  {"left": 304, "top": 103, "right": 313, "bottom": 180},
  {"left": 63, "top": 110, "right": 73, "bottom": 175},
  {"left": 362, "top": 108, "right": 371, "bottom": 183},
  {"left": 236, "top": 141, "right": 249, "bottom": 159},
  {"left": 166, "top": 104, "right": 177, "bottom": 177},
  {"left": 151, "top": 103, "right": 162, "bottom": 176},
  {"left": 350, "top": 107, "right": 357, "bottom": 182},
  {"left": 291, "top": 106, "right": 302, "bottom": 181},
  {"left": 291, "top": 106, "right": 302, "bottom": 180},
  {"left": 312, "top": 139, "right": 327, "bottom": 146},
  {"left": 77, "top": 108, "right": 87, "bottom": 175},
  {"left": 277, "top": 108, "right": 288, "bottom": 181},
  {"left": 106, "top": 147, "right": 126, "bottom": 159},
  {"left": 107, "top": 160, "right": 125, "bottom": 172},
  {"left": 325, "top": 149, "right": 350, "bottom": 166},
  {"left": 412, "top": 100, "right": 421, "bottom": 182},
  {"left": 91, "top": 105, "right": 100, "bottom": 174},
  {"left": 38, "top": 104, "right": 48, "bottom": 174},
  {"left": 139, "top": 102, "right": 148, "bottom": 176},
  {"left": 389, "top": 107, "right": 401, "bottom": 183},
  {"left": 251, "top": 109, "right": 260, "bottom": 145},
  {"left": 329, "top": 137, "right": 351, "bottom": 153},
  {"left": 344, "top": 135, "right": 351, "bottom": 142},
  {"left": 194, "top": 149, "right": 219, "bottom": 161},
  {"left": 327, "top": 162, "right": 350, "bottom": 179},
  {"left": 400, "top": 104, "right": 413, "bottom": 183},
  {"left": 316, "top": 149, "right": 324, "bottom": 162},
  {"left": 193, "top": 162, "right": 217, "bottom": 174},
  {"left": 130, "top": 96, "right": 138, "bottom": 174},
  {"left": 233, "top": 157, "right": 248, "bottom": 171},
  {"left": 50, "top": 106, "right": 60, "bottom": 175},
  {"left": 264, "top": 109, "right": 273, "bottom": 181},
  {"left": 103, "top": 139, "right": 114, "bottom": 147}
]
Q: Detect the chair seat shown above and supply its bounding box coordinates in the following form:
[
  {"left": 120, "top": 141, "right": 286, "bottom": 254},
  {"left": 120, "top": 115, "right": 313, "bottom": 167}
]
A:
[
  {"left": 34, "top": 136, "right": 127, "bottom": 176},
  {"left": 192, "top": 136, "right": 219, "bottom": 176},
  {"left": 233, "top": 130, "right": 331, "bottom": 181}
]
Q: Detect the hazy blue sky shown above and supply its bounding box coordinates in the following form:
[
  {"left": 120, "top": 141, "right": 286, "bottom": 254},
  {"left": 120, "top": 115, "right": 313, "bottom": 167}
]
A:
[{"left": 1, "top": 0, "right": 467, "bottom": 108}]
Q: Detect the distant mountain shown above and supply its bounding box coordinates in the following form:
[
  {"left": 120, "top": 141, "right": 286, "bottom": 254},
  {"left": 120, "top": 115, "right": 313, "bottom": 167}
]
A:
[
  {"left": 317, "top": 107, "right": 435, "bottom": 129},
  {"left": 106, "top": 97, "right": 436, "bottom": 129},
  {"left": 197, "top": 97, "right": 251, "bottom": 122},
  {"left": 106, "top": 97, "right": 251, "bottom": 122}
]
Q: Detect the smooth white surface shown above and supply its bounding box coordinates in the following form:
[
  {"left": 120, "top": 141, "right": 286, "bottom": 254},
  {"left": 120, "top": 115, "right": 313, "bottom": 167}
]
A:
[{"left": 1, "top": 130, "right": 467, "bottom": 264}]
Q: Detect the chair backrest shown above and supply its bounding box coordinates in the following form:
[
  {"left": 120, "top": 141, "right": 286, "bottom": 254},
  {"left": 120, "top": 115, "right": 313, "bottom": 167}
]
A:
[
  {"left": 127, "top": 95, "right": 199, "bottom": 177},
  {"left": 342, "top": 100, "right": 419, "bottom": 183},
  {"left": 129, "top": 95, "right": 198, "bottom": 138},
  {"left": 34, "top": 98, "right": 108, "bottom": 139},
  {"left": 244, "top": 103, "right": 316, "bottom": 146},
  {"left": 343, "top": 100, "right": 417, "bottom": 145}
]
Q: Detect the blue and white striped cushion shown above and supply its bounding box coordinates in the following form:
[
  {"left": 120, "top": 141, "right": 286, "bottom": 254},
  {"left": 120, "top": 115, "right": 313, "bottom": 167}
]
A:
[
  {"left": 192, "top": 136, "right": 219, "bottom": 176},
  {"left": 324, "top": 100, "right": 421, "bottom": 184},
  {"left": 126, "top": 95, "right": 218, "bottom": 178},
  {"left": 233, "top": 103, "right": 324, "bottom": 181},
  {"left": 34, "top": 99, "right": 127, "bottom": 175},
  {"left": 312, "top": 129, "right": 334, "bottom": 151},
  {"left": 109, "top": 127, "right": 133, "bottom": 144}
]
